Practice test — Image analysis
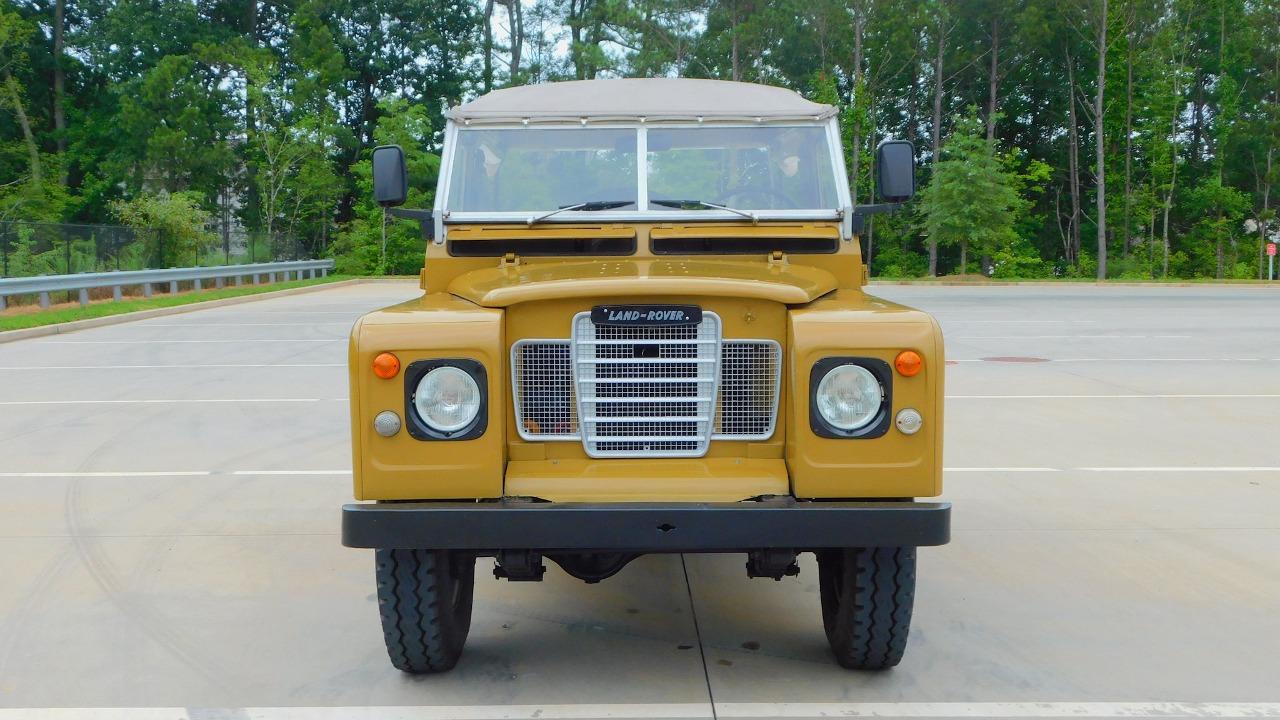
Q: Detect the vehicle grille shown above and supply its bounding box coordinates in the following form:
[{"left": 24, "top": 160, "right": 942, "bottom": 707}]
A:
[
  {"left": 716, "top": 340, "right": 782, "bottom": 439},
  {"left": 511, "top": 340, "right": 578, "bottom": 439},
  {"left": 510, "top": 313, "right": 781, "bottom": 456}
]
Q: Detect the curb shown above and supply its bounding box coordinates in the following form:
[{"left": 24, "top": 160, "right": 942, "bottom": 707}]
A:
[{"left": 0, "top": 278, "right": 392, "bottom": 344}]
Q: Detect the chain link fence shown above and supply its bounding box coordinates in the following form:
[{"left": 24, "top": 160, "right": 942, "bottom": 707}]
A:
[{"left": 0, "top": 221, "right": 315, "bottom": 280}]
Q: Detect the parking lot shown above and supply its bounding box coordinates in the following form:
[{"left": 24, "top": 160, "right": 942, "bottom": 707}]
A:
[{"left": 1, "top": 281, "right": 1278, "bottom": 719}]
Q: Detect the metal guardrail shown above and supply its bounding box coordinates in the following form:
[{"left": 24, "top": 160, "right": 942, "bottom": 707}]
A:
[{"left": 0, "top": 260, "right": 335, "bottom": 310}]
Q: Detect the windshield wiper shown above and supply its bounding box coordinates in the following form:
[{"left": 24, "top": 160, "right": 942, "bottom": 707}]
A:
[
  {"left": 527, "top": 200, "right": 633, "bottom": 225},
  {"left": 650, "top": 198, "right": 758, "bottom": 223}
]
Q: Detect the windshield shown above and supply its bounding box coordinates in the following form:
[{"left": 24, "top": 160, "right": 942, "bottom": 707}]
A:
[
  {"left": 444, "top": 125, "right": 841, "bottom": 215},
  {"left": 647, "top": 126, "right": 839, "bottom": 210},
  {"left": 447, "top": 128, "right": 638, "bottom": 212}
]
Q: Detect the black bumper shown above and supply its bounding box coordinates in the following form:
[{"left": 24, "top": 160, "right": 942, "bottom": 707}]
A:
[{"left": 342, "top": 498, "right": 950, "bottom": 552}]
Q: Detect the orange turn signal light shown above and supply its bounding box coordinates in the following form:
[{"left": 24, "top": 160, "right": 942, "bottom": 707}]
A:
[
  {"left": 895, "top": 350, "right": 923, "bottom": 377},
  {"left": 372, "top": 352, "right": 400, "bottom": 380}
]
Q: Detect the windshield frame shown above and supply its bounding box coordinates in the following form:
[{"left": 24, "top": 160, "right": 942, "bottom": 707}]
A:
[{"left": 434, "top": 119, "right": 852, "bottom": 238}]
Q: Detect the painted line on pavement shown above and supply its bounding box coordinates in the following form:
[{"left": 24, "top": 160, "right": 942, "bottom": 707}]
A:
[
  {"left": 1, "top": 702, "right": 1278, "bottom": 720},
  {"left": 1081, "top": 466, "right": 1280, "bottom": 473},
  {"left": 0, "top": 364, "right": 345, "bottom": 370},
  {"left": 948, "top": 394, "right": 1280, "bottom": 399},
  {"left": 230, "top": 469, "right": 352, "bottom": 476},
  {"left": 140, "top": 322, "right": 354, "bottom": 327},
  {"left": 716, "top": 702, "right": 1280, "bottom": 718},
  {"left": 948, "top": 358, "right": 1280, "bottom": 362},
  {"left": 0, "top": 470, "right": 348, "bottom": 478},
  {"left": 39, "top": 339, "right": 343, "bottom": 344},
  {"left": 953, "top": 334, "right": 1191, "bottom": 339},
  {"left": 943, "top": 467, "right": 1060, "bottom": 472},
  {"left": 0, "top": 398, "right": 345, "bottom": 406},
  {"left": 0, "top": 471, "right": 213, "bottom": 478}
]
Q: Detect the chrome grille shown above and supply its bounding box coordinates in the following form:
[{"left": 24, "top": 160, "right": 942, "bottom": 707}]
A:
[
  {"left": 511, "top": 340, "right": 579, "bottom": 439},
  {"left": 715, "top": 340, "right": 782, "bottom": 440},
  {"left": 572, "top": 311, "right": 721, "bottom": 458},
  {"left": 510, "top": 315, "right": 782, "bottom": 453}
]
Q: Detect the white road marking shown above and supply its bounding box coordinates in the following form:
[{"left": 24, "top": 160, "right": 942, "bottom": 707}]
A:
[
  {"left": 0, "top": 398, "right": 345, "bottom": 405},
  {"left": 954, "top": 335, "right": 1192, "bottom": 339},
  {"left": 1081, "top": 466, "right": 1280, "bottom": 473},
  {"left": 1, "top": 703, "right": 1278, "bottom": 720},
  {"left": 0, "top": 470, "right": 348, "bottom": 478},
  {"left": 944, "top": 467, "right": 1060, "bottom": 472},
  {"left": 40, "top": 339, "right": 343, "bottom": 344},
  {"left": 0, "top": 471, "right": 212, "bottom": 478},
  {"left": 231, "top": 469, "right": 352, "bottom": 475},
  {"left": 948, "top": 358, "right": 1280, "bottom": 362},
  {"left": 0, "top": 364, "right": 344, "bottom": 370},
  {"left": 140, "top": 322, "right": 353, "bottom": 327},
  {"left": 948, "top": 394, "right": 1280, "bottom": 399},
  {"left": 717, "top": 702, "right": 1280, "bottom": 718}
]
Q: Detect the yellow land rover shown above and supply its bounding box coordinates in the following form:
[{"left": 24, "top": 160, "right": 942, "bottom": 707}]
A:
[{"left": 342, "top": 78, "right": 949, "bottom": 674}]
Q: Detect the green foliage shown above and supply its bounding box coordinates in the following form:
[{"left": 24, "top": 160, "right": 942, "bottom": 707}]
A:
[
  {"left": 920, "top": 109, "right": 1023, "bottom": 273},
  {"left": 110, "top": 191, "right": 215, "bottom": 267},
  {"left": 1, "top": 0, "right": 1278, "bottom": 280},
  {"left": 329, "top": 99, "right": 439, "bottom": 275}
]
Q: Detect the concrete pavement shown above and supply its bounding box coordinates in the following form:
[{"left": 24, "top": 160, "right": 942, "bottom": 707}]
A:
[{"left": 0, "top": 283, "right": 1278, "bottom": 718}]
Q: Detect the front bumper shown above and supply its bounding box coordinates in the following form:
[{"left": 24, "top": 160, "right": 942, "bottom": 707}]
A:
[{"left": 342, "top": 498, "right": 950, "bottom": 552}]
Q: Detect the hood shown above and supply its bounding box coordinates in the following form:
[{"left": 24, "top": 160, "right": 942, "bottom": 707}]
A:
[{"left": 448, "top": 259, "right": 839, "bottom": 308}]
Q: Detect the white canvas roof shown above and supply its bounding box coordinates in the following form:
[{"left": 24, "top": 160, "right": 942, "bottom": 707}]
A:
[{"left": 447, "top": 78, "right": 837, "bottom": 125}]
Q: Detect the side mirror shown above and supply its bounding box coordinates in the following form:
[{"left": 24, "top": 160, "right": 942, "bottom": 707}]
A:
[
  {"left": 875, "top": 139, "right": 915, "bottom": 203},
  {"left": 371, "top": 145, "right": 408, "bottom": 207}
]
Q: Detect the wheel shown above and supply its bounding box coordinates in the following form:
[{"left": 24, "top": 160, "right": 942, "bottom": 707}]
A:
[
  {"left": 374, "top": 549, "right": 475, "bottom": 673},
  {"left": 816, "top": 547, "right": 916, "bottom": 670}
]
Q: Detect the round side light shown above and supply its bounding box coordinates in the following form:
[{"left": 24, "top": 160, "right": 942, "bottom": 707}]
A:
[
  {"left": 895, "top": 350, "right": 923, "bottom": 377},
  {"left": 896, "top": 408, "right": 923, "bottom": 435},
  {"left": 372, "top": 352, "right": 400, "bottom": 380},
  {"left": 373, "top": 410, "right": 402, "bottom": 437}
]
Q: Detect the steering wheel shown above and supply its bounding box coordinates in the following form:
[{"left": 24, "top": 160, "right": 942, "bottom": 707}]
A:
[{"left": 714, "top": 186, "right": 797, "bottom": 208}]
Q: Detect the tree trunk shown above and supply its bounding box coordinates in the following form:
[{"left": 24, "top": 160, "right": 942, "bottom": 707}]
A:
[
  {"left": 929, "top": 14, "right": 946, "bottom": 276},
  {"left": 568, "top": 0, "right": 586, "bottom": 80},
  {"left": 986, "top": 18, "right": 999, "bottom": 141},
  {"left": 3, "top": 73, "right": 41, "bottom": 186},
  {"left": 1262, "top": 148, "right": 1274, "bottom": 279},
  {"left": 1190, "top": 74, "right": 1205, "bottom": 166},
  {"left": 731, "top": 3, "right": 741, "bottom": 82},
  {"left": 1066, "top": 50, "right": 1081, "bottom": 266},
  {"left": 509, "top": 0, "right": 524, "bottom": 80},
  {"left": 53, "top": 0, "right": 66, "bottom": 166},
  {"left": 244, "top": 0, "right": 260, "bottom": 230},
  {"left": 482, "top": 0, "right": 494, "bottom": 92},
  {"left": 1094, "top": 0, "right": 1108, "bottom": 280},
  {"left": 1123, "top": 25, "right": 1133, "bottom": 255},
  {"left": 850, "top": 10, "right": 864, "bottom": 205}
]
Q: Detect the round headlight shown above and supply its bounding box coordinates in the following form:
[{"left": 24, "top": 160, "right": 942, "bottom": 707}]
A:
[
  {"left": 815, "top": 364, "right": 884, "bottom": 431},
  {"left": 413, "top": 366, "right": 481, "bottom": 433}
]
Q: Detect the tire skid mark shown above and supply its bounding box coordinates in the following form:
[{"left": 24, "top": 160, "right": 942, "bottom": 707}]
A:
[
  {"left": 64, "top": 477, "right": 236, "bottom": 692},
  {"left": 61, "top": 416, "right": 240, "bottom": 693}
]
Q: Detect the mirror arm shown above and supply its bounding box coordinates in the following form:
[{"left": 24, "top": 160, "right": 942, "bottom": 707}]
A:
[
  {"left": 387, "top": 207, "right": 436, "bottom": 241},
  {"left": 851, "top": 203, "right": 903, "bottom": 234}
]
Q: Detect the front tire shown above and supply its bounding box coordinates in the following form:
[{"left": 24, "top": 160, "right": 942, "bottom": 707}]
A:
[
  {"left": 817, "top": 547, "right": 916, "bottom": 670},
  {"left": 374, "top": 549, "right": 475, "bottom": 673}
]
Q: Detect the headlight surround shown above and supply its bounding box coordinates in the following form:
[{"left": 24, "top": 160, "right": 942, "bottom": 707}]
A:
[
  {"left": 403, "top": 359, "right": 488, "bottom": 440},
  {"left": 809, "top": 357, "right": 892, "bottom": 439}
]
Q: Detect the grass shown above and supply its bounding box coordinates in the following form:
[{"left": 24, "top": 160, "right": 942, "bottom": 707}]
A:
[{"left": 0, "top": 274, "right": 352, "bottom": 332}]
